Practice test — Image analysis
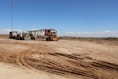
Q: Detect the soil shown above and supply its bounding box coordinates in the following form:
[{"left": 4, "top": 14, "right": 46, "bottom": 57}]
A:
[{"left": 0, "top": 37, "right": 118, "bottom": 79}]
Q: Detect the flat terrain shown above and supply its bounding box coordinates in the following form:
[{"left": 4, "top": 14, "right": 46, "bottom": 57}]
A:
[{"left": 0, "top": 36, "right": 118, "bottom": 79}]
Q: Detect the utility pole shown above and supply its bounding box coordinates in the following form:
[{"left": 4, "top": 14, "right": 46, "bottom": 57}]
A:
[{"left": 10, "top": 0, "right": 13, "bottom": 31}]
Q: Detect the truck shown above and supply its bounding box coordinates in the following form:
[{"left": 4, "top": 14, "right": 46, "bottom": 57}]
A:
[
  {"left": 28, "top": 29, "right": 58, "bottom": 41},
  {"left": 9, "top": 31, "right": 18, "bottom": 39},
  {"left": 9, "top": 31, "right": 35, "bottom": 40},
  {"left": 45, "top": 29, "right": 58, "bottom": 41}
]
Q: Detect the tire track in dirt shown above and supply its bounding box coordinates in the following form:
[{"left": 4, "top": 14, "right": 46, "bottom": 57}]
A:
[
  {"left": 0, "top": 41, "right": 118, "bottom": 79},
  {"left": 15, "top": 45, "right": 98, "bottom": 79},
  {"left": 25, "top": 58, "right": 99, "bottom": 79},
  {"left": 16, "top": 46, "right": 38, "bottom": 71},
  {"left": 25, "top": 51, "right": 118, "bottom": 79}
]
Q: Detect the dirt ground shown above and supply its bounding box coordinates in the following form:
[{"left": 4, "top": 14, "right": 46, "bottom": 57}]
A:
[{"left": 0, "top": 37, "right": 118, "bottom": 79}]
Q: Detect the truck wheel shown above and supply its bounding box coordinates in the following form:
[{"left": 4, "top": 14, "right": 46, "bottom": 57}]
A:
[
  {"left": 22, "top": 37, "right": 24, "bottom": 40},
  {"left": 46, "top": 38, "right": 49, "bottom": 41},
  {"left": 33, "top": 37, "right": 35, "bottom": 40},
  {"left": 9, "top": 37, "right": 12, "bottom": 39}
]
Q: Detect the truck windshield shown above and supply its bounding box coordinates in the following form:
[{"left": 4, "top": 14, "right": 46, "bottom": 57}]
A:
[{"left": 51, "top": 32, "right": 57, "bottom": 35}]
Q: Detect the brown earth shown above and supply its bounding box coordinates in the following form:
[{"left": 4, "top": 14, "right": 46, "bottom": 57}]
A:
[{"left": 0, "top": 36, "right": 118, "bottom": 79}]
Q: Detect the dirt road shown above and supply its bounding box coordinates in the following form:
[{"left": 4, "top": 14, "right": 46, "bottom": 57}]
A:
[{"left": 0, "top": 38, "right": 118, "bottom": 79}]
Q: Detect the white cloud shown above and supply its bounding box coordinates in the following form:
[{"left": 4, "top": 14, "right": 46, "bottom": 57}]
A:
[
  {"left": 59, "top": 31, "right": 118, "bottom": 37},
  {"left": 0, "top": 28, "right": 22, "bottom": 34},
  {"left": 31, "top": 29, "right": 37, "bottom": 30},
  {"left": 65, "top": 32, "right": 77, "bottom": 34},
  {"left": 103, "top": 30, "right": 111, "bottom": 33}
]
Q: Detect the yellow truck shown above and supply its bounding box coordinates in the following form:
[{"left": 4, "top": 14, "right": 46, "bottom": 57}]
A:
[{"left": 45, "top": 29, "right": 58, "bottom": 41}]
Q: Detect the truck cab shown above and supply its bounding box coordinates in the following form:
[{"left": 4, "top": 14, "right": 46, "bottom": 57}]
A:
[
  {"left": 9, "top": 31, "right": 18, "bottom": 39},
  {"left": 45, "top": 29, "right": 58, "bottom": 41}
]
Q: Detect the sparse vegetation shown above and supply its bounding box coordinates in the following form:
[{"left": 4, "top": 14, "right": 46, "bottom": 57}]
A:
[{"left": 59, "top": 36, "right": 118, "bottom": 41}]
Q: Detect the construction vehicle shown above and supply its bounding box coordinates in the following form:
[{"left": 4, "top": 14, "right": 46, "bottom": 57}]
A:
[
  {"left": 16, "top": 32, "right": 25, "bottom": 40},
  {"left": 29, "top": 33, "right": 35, "bottom": 40},
  {"left": 9, "top": 31, "right": 18, "bottom": 39},
  {"left": 45, "top": 29, "right": 58, "bottom": 41},
  {"left": 28, "top": 29, "right": 58, "bottom": 41},
  {"left": 9, "top": 31, "right": 25, "bottom": 40},
  {"left": 9, "top": 29, "right": 57, "bottom": 41},
  {"left": 9, "top": 31, "right": 35, "bottom": 40}
]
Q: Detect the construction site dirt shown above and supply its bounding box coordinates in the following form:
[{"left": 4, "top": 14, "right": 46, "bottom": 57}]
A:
[{"left": 0, "top": 37, "right": 118, "bottom": 79}]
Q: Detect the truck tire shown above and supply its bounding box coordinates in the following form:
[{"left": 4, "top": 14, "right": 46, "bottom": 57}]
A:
[{"left": 46, "top": 38, "right": 49, "bottom": 41}]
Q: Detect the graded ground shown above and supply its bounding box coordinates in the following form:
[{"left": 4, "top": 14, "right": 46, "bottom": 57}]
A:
[{"left": 0, "top": 34, "right": 118, "bottom": 79}]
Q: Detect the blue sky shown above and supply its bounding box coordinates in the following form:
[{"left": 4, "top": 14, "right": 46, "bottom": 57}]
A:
[{"left": 0, "top": 0, "right": 118, "bottom": 37}]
